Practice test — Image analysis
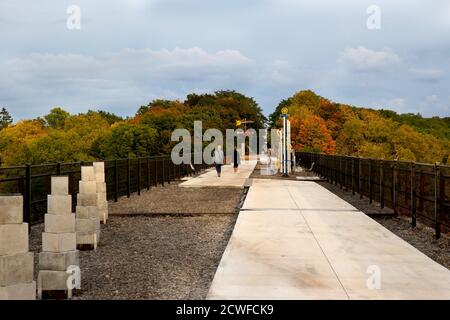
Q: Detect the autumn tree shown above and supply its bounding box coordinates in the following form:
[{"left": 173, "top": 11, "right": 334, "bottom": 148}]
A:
[
  {"left": 290, "top": 112, "right": 336, "bottom": 154},
  {"left": 274, "top": 90, "right": 449, "bottom": 163},
  {"left": 0, "top": 120, "right": 48, "bottom": 165}
]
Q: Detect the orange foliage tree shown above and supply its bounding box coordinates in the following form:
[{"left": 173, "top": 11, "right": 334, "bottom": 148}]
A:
[{"left": 290, "top": 113, "right": 336, "bottom": 154}]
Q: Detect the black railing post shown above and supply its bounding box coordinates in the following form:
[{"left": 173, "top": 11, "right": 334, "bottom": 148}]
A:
[
  {"left": 154, "top": 159, "right": 158, "bottom": 186},
  {"left": 334, "top": 157, "right": 337, "bottom": 186},
  {"left": 434, "top": 163, "right": 441, "bottom": 240},
  {"left": 369, "top": 159, "right": 373, "bottom": 203},
  {"left": 411, "top": 163, "right": 416, "bottom": 228},
  {"left": 393, "top": 160, "right": 398, "bottom": 215},
  {"left": 344, "top": 157, "right": 348, "bottom": 190},
  {"left": 330, "top": 157, "right": 334, "bottom": 184},
  {"left": 380, "top": 160, "right": 384, "bottom": 208},
  {"left": 351, "top": 157, "right": 355, "bottom": 195},
  {"left": 358, "top": 158, "right": 362, "bottom": 199},
  {"left": 161, "top": 158, "right": 165, "bottom": 186},
  {"left": 438, "top": 164, "right": 445, "bottom": 239},
  {"left": 168, "top": 158, "right": 171, "bottom": 184},
  {"left": 56, "top": 162, "right": 61, "bottom": 176},
  {"left": 137, "top": 157, "right": 141, "bottom": 196},
  {"left": 114, "top": 160, "right": 119, "bottom": 202},
  {"left": 147, "top": 158, "right": 150, "bottom": 190},
  {"left": 24, "top": 164, "right": 31, "bottom": 228},
  {"left": 127, "top": 158, "right": 131, "bottom": 198}
]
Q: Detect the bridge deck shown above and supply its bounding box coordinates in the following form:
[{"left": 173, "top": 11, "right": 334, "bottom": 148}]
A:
[
  {"left": 207, "top": 178, "right": 450, "bottom": 299},
  {"left": 179, "top": 160, "right": 257, "bottom": 189}
]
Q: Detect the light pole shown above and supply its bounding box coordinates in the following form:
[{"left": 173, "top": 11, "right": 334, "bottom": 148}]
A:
[{"left": 281, "top": 108, "right": 289, "bottom": 177}]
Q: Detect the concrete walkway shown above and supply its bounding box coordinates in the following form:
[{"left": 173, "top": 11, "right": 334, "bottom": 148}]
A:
[
  {"left": 207, "top": 178, "right": 450, "bottom": 299},
  {"left": 180, "top": 160, "right": 257, "bottom": 189}
]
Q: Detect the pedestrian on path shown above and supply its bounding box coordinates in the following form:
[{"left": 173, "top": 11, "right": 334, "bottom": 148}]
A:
[
  {"left": 214, "top": 145, "right": 224, "bottom": 177},
  {"left": 233, "top": 146, "right": 240, "bottom": 173}
]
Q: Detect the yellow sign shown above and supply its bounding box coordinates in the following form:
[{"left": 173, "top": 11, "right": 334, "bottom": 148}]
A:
[
  {"left": 236, "top": 120, "right": 242, "bottom": 126},
  {"left": 281, "top": 107, "right": 289, "bottom": 115}
]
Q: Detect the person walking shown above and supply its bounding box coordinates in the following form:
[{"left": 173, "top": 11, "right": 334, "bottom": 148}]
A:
[
  {"left": 214, "top": 145, "right": 225, "bottom": 177},
  {"left": 233, "top": 146, "right": 240, "bottom": 173}
]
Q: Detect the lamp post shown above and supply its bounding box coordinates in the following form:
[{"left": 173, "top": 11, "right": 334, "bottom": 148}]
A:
[{"left": 281, "top": 107, "right": 289, "bottom": 177}]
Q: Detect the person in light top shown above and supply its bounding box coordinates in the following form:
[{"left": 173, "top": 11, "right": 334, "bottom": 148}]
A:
[{"left": 214, "top": 145, "right": 225, "bottom": 177}]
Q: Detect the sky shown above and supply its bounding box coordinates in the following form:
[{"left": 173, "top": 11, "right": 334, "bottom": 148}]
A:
[{"left": 1, "top": 0, "right": 450, "bottom": 120}]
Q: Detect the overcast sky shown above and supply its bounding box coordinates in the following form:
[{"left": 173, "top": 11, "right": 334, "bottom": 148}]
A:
[{"left": 1, "top": 0, "right": 449, "bottom": 120}]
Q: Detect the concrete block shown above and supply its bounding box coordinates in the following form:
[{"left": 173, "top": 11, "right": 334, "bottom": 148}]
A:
[
  {"left": 37, "top": 270, "right": 71, "bottom": 291},
  {"left": 75, "top": 206, "right": 97, "bottom": 219},
  {"left": 0, "top": 281, "right": 36, "bottom": 300},
  {"left": 0, "top": 195, "right": 23, "bottom": 224},
  {"left": 51, "top": 176, "right": 69, "bottom": 195},
  {"left": 93, "top": 162, "right": 105, "bottom": 182},
  {"left": 93, "top": 162, "right": 104, "bottom": 173},
  {"left": 94, "top": 218, "right": 100, "bottom": 231},
  {"left": 42, "top": 232, "right": 76, "bottom": 253},
  {"left": 76, "top": 233, "right": 97, "bottom": 248},
  {"left": 44, "top": 214, "right": 75, "bottom": 233},
  {"left": 79, "top": 181, "right": 97, "bottom": 194},
  {"left": 0, "top": 224, "right": 28, "bottom": 256},
  {"left": 47, "top": 195, "right": 72, "bottom": 215},
  {"left": 98, "top": 208, "right": 107, "bottom": 224},
  {"left": 77, "top": 193, "right": 97, "bottom": 206},
  {"left": 39, "top": 251, "right": 79, "bottom": 271},
  {"left": 76, "top": 218, "right": 96, "bottom": 235},
  {"left": 95, "top": 172, "right": 105, "bottom": 183},
  {"left": 97, "top": 197, "right": 108, "bottom": 210},
  {"left": 0, "top": 252, "right": 34, "bottom": 286},
  {"left": 81, "top": 166, "right": 95, "bottom": 182},
  {"left": 96, "top": 182, "right": 107, "bottom": 193}
]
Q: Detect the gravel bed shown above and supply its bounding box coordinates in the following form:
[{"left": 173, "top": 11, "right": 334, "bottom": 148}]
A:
[
  {"left": 30, "top": 214, "right": 237, "bottom": 299},
  {"left": 29, "top": 178, "right": 244, "bottom": 299},
  {"left": 318, "top": 181, "right": 450, "bottom": 270},
  {"left": 109, "top": 181, "right": 243, "bottom": 215}
]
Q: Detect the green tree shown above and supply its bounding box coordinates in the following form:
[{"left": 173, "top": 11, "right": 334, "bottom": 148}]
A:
[
  {"left": 87, "top": 110, "right": 123, "bottom": 125},
  {"left": 0, "top": 107, "right": 13, "bottom": 129},
  {"left": 44, "top": 107, "right": 70, "bottom": 129},
  {"left": 92, "top": 123, "right": 158, "bottom": 159}
]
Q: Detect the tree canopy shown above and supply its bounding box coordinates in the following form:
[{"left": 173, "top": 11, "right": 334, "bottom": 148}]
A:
[
  {"left": 269, "top": 90, "right": 450, "bottom": 163},
  {"left": 0, "top": 90, "right": 265, "bottom": 166}
]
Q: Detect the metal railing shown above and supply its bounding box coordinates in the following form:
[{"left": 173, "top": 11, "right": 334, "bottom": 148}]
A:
[
  {"left": 297, "top": 152, "right": 450, "bottom": 239},
  {"left": 0, "top": 155, "right": 210, "bottom": 226}
]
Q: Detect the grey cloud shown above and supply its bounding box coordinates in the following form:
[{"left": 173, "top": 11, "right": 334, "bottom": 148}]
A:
[
  {"left": 339, "top": 46, "right": 401, "bottom": 72},
  {"left": 410, "top": 68, "right": 445, "bottom": 82}
]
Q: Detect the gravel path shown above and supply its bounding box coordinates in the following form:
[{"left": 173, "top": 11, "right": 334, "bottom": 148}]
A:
[
  {"left": 318, "top": 181, "right": 450, "bottom": 270},
  {"left": 29, "top": 179, "right": 244, "bottom": 299},
  {"left": 31, "top": 214, "right": 238, "bottom": 299},
  {"left": 109, "top": 181, "right": 243, "bottom": 215}
]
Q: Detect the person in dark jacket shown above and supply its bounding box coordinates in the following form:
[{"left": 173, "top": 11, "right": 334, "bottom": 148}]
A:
[{"left": 233, "top": 147, "right": 240, "bottom": 173}]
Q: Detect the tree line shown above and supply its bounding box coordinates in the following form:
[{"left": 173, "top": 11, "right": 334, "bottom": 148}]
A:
[
  {"left": 1, "top": 89, "right": 448, "bottom": 166},
  {"left": 269, "top": 90, "right": 450, "bottom": 164},
  {"left": 0, "top": 91, "right": 265, "bottom": 166}
]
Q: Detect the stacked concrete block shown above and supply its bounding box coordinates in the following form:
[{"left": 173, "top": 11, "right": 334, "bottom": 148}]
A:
[
  {"left": 0, "top": 195, "right": 36, "bottom": 300},
  {"left": 76, "top": 166, "right": 100, "bottom": 250},
  {"left": 38, "top": 177, "right": 79, "bottom": 299},
  {"left": 93, "top": 162, "right": 108, "bottom": 224}
]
